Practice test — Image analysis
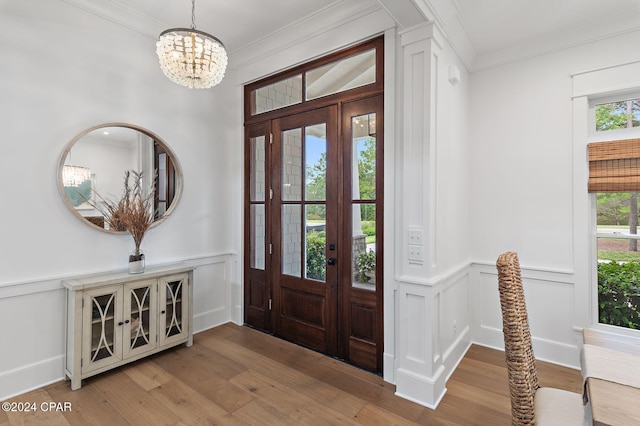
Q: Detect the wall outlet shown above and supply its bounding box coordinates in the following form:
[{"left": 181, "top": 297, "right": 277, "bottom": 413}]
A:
[
  {"left": 408, "top": 245, "right": 423, "bottom": 261},
  {"left": 408, "top": 229, "right": 423, "bottom": 245}
]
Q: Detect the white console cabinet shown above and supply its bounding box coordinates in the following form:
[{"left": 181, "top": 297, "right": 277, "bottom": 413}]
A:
[{"left": 64, "top": 263, "right": 194, "bottom": 390}]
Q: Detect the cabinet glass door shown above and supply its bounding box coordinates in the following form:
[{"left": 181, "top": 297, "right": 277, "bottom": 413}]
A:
[
  {"left": 159, "top": 274, "right": 189, "bottom": 346},
  {"left": 82, "top": 285, "right": 123, "bottom": 373},
  {"left": 123, "top": 279, "right": 157, "bottom": 359}
]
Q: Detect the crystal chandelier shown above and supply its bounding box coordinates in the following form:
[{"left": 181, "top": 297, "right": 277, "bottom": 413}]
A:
[
  {"left": 63, "top": 165, "right": 92, "bottom": 187},
  {"left": 156, "top": 0, "right": 228, "bottom": 89}
]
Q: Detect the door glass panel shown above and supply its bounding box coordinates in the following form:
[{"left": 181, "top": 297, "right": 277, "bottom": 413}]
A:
[
  {"left": 306, "top": 205, "right": 326, "bottom": 282},
  {"left": 163, "top": 279, "right": 183, "bottom": 338},
  {"left": 306, "top": 49, "right": 376, "bottom": 100},
  {"left": 352, "top": 204, "right": 376, "bottom": 291},
  {"left": 251, "top": 74, "right": 303, "bottom": 115},
  {"left": 352, "top": 113, "right": 376, "bottom": 201},
  {"left": 305, "top": 124, "right": 327, "bottom": 201},
  {"left": 130, "top": 286, "right": 151, "bottom": 349},
  {"left": 250, "top": 204, "right": 266, "bottom": 270},
  {"left": 282, "top": 204, "right": 302, "bottom": 277},
  {"left": 283, "top": 128, "right": 303, "bottom": 201},
  {"left": 90, "top": 293, "right": 116, "bottom": 362},
  {"left": 250, "top": 135, "right": 266, "bottom": 202}
]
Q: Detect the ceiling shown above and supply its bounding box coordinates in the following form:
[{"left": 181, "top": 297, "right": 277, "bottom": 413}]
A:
[
  {"left": 455, "top": 0, "right": 640, "bottom": 57},
  {"left": 7, "top": 0, "right": 640, "bottom": 70}
]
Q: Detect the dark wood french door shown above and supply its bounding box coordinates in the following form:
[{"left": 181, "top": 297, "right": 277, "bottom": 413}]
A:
[
  {"left": 270, "top": 106, "right": 339, "bottom": 353},
  {"left": 244, "top": 96, "right": 383, "bottom": 372},
  {"left": 244, "top": 91, "right": 382, "bottom": 372}
]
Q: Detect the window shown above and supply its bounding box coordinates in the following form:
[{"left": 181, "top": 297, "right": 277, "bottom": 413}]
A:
[
  {"left": 590, "top": 139, "right": 640, "bottom": 330},
  {"left": 305, "top": 49, "right": 375, "bottom": 100},
  {"left": 245, "top": 37, "right": 383, "bottom": 121},
  {"left": 595, "top": 98, "right": 640, "bottom": 132},
  {"left": 250, "top": 75, "right": 302, "bottom": 115}
]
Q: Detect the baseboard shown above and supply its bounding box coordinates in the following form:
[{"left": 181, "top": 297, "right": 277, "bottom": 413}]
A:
[
  {"left": 383, "top": 351, "right": 396, "bottom": 383},
  {"left": 394, "top": 365, "right": 447, "bottom": 409},
  {"left": 443, "top": 326, "right": 472, "bottom": 381},
  {"left": 474, "top": 325, "right": 580, "bottom": 369},
  {"left": 0, "top": 355, "right": 64, "bottom": 401},
  {"left": 193, "top": 306, "right": 230, "bottom": 333}
]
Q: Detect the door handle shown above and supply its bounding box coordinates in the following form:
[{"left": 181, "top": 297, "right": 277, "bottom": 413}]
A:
[{"left": 327, "top": 258, "right": 336, "bottom": 265}]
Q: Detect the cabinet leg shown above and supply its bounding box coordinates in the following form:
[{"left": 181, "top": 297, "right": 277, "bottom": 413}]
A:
[{"left": 71, "top": 377, "right": 81, "bottom": 391}]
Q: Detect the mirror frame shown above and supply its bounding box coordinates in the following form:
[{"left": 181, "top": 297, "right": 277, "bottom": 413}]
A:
[{"left": 57, "top": 122, "right": 184, "bottom": 234}]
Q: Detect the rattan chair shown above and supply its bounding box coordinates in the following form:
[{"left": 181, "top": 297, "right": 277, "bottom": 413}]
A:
[{"left": 496, "top": 252, "right": 585, "bottom": 425}]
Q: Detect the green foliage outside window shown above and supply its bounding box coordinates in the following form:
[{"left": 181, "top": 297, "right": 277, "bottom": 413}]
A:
[
  {"left": 595, "top": 99, "right": 640, "bottom": 131},
  {"left": 598, "top": 261, "right": 640, "bottom": 329},
  {"left": 596, "top": 193, "right": 635, "bottom": 226},
  {"left": 355, "top": 249, "right": 376, "bottom": 283},
  {"left": 306, "top": 231, "right": 326, "bottom": 281}
]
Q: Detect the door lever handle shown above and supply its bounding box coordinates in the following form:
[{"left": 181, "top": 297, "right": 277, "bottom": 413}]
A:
[{"left": 327, "top": 258, "right": 336, "bottom": 265}]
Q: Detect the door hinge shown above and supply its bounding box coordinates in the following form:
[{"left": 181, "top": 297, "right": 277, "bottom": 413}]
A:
[
  {"left": 269, "top": 133, "right": 273, "bottom": 144},
  {"left": 269, "top": 243, "right": 273, "bottom": 255},
  {"left": 269, "top": 188, "right": 273, "bottom": 199},
  {"left": 81, "top": 358, "right": 83, "bottom": 367},
  {"left": 269, "top": 299, "right": 272, "bottom": 310}
]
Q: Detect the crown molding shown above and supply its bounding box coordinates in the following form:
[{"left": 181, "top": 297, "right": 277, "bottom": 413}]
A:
[
  {"left": 471, "top": 7, "right": 640, "bottom": 71},
  {"left": 400, "top": 0, "right": 640, "bottom": 72},
  {"left": 59, "top": 0, "right": 640, "bottom": 74},
  {"left": 232, "top": 0, "right": 389, "bottom": 75},
  {"left": 59, "top": 0, "right": 166, "bottom": 39}
]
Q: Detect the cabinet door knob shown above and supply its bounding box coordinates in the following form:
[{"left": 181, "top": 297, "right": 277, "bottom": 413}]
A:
[
  {"left": 125, "top": 319, "right": 130, "bottom": 324},
  {"left": 118, "top": 321, "right": 124, "bottom": 326},
  {"left": 161, "top": 310, "right": 166, "bottom": 314}
]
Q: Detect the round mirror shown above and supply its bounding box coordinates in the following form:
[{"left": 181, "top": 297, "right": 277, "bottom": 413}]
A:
[{"left": 57, "top": 123, "right": 183, "bottom": 233}]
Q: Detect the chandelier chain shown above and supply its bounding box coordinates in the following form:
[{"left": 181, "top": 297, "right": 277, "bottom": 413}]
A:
[{"left": 191, "top": 0, "right": 196, "bottom": 29}]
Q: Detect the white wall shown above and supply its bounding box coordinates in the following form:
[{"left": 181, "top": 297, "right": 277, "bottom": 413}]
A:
[
  {"left": 469, "top": 29, "right": 640, "bottom": 367},
  {"left": 432, "top": 39, "right": 471, "bottom": 371},
  {"left": 0, "top": 1, "right": 237, "bottom": 399}
]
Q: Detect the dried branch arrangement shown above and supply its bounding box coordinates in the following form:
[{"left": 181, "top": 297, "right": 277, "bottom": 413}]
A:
[{"left": 87, "top": 170, "right": 156, "bottom": 260}]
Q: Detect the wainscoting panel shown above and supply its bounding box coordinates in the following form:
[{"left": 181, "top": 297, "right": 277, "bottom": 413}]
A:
[{"left": 470, "top": 262, "right": 581, "bottom": 368}]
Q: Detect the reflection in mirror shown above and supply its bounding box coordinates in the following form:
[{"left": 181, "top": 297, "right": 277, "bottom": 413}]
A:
[{"left": 58, "top": 123, "right": 182, "bottom": 233}]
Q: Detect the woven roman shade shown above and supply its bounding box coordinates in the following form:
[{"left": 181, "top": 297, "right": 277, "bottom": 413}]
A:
[{"left": 588, "top": 138, "right": 640, "bottom": 192}]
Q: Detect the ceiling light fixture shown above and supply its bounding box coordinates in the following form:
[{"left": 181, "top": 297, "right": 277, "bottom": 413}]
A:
[
  {"left": 63, "top": 165, "right": 92, "bottom": 187},
  {"left": 156, "top": 0, "right": 228, "bottom": 89}
]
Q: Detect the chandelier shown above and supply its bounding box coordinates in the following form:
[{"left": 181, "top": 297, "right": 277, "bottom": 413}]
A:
[
  {"left": 63, "top": 165, "right": 92, "bottom": 187},
  {"left": 156, "top": 0, "right": 228, "bottom": 89}
]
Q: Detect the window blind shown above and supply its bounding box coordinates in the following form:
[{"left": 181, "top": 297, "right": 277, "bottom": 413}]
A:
[{"left": 588, "top": 138, "right": 640, "bottom": 192}]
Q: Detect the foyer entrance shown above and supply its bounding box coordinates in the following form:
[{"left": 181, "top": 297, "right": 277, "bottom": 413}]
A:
[{"left": 243, "top": 37, "right": 383, "bottom": 372}]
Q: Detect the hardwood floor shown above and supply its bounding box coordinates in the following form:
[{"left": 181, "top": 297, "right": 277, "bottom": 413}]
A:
[{"left": 0, "top": 324, "right": 583, "bottom": 425}]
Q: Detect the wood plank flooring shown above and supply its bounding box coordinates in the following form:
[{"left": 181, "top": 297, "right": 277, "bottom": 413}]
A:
[{"left": 0, "top": 323, "right": 583, "bottom": 425}]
